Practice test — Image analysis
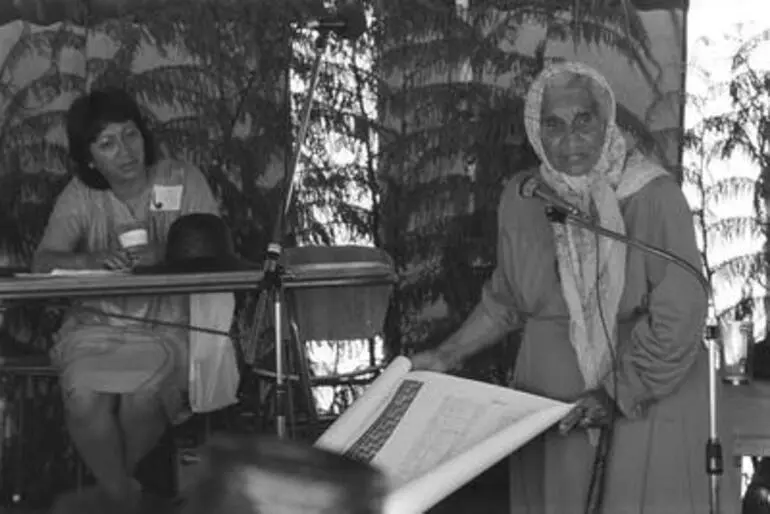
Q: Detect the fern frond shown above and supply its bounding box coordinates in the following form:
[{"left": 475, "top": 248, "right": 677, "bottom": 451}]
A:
[
  {"left": 711, "top": 252, "right": 764, "bottom": 290},
  {"left": 0, "top": 72, "right": 84, "bottom": 137},
  {"left": 703, "top": 176, "right": 756, "bottom": 206},
  {"left": 706, "top": 216, "right": 764, "bottom": 247},
  {"left": 0, "top": 23, "right": 63, "bottom": 87}
]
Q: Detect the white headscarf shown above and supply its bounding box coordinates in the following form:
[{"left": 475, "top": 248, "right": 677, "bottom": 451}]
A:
[{"left": 523, "top": 61, "right": 668, "bottom": 390}]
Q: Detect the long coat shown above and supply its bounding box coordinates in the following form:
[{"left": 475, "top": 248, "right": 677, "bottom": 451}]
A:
[{"left": 479, "top": 171, "right": 739, "bottom": 514}]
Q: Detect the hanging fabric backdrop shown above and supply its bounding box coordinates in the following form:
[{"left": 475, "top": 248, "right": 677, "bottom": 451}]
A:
[
  {"left": 547, "top": 1, "right": 687, "bottom": 176},
  {"left": 374, "top": 0, "right": 689, "bottom": 350}
]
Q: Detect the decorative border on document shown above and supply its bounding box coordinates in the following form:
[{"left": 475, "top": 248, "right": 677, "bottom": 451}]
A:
[{"left": 344, "top": 379, "right": 423, "bottom": 463}]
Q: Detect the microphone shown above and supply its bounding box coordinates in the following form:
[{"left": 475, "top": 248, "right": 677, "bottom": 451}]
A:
[
  {"left": 519, "top": 175, "right": 592, "bottom": 222},
  {"left": 305, "top": 3, "right": 367, "bottom": 40}
]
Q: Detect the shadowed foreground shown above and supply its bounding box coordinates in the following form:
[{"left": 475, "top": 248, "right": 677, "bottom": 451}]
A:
[
  {"left": 428, "top": 461, "right": 509, "bottom": 514},
  {"left": 6, "top": 461, "right": 509, "bottom": 514}
]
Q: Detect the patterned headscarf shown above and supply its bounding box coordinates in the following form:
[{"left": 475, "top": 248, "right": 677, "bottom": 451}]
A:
[{"left": 523, "top": 61, "right": 667, "bottom": 390}]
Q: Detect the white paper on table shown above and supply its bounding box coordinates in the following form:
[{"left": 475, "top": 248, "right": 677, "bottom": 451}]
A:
[
  {"left": 14, "top": 269, "right": 128, "bottom": 278},
  {"left": 51, "top": 269, "right": 128, "bottom": 276},
  {"left": 315, "top": 356, "right": 574, "bottom": 514}
]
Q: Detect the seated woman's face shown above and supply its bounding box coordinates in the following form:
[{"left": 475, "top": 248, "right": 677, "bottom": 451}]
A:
[
  {"left": 89, "top": 121, "right": 146, "bottom": 186},
  {"left": 540, "top": 86, "right": 606, "bottom": 176}
]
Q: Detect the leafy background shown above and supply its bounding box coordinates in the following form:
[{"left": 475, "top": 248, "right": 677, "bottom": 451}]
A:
[{"left": 2, "top": 0, "right": 766, "bottom": 510}]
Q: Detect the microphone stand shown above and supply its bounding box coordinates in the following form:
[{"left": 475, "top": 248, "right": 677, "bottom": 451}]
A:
[
  {"left": 259, "top": 31, "right": 331, "bottom": 439},
  {"left": 544, "top": 207, "right": 722, "bottom": 514}
]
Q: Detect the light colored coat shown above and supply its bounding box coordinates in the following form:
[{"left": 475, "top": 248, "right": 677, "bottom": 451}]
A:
[{"left": 480, "top": 172, "right": 739, "bottom": 514}]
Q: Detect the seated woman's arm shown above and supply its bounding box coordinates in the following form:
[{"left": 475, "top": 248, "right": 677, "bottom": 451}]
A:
[
  {"left": 34, "top": 251, "right": 91, "bottom": 272},
  {"left": 33, "top": 183, "right": 100, "bottom": 272}
]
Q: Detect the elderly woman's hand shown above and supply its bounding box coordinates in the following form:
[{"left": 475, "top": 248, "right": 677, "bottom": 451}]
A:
[
  {"left": 558, "top": 388, "right": 619, "bottom": 435},
  {"left": 410, "top": 347, "right": 457, "bottom": 373}
]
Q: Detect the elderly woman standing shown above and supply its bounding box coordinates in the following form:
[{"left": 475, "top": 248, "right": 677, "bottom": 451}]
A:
[
  {"left": 33, "top": 88, "right": 219, "bottom": 511},
  {"left": 412, "top": 62, "right": 738, "bottom": 513}
]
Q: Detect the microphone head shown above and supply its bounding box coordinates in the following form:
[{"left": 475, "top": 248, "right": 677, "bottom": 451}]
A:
[
  {"left": 336, "top": 2, "right": 367, "bottom": 40},
  {"left": 519, "top": 175, "right": 540, "bottom": 199}
]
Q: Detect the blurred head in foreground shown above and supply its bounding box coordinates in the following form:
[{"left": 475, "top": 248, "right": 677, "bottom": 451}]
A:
[{"left": 182, "top": 435, "right": 388, "bottom": 514}]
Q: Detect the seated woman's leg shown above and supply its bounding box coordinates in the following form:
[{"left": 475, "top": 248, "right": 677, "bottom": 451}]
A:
[
  {"left": 64, "top": 388, "right": 134, "bottom": 498},
  {"left": 119, "top": 390, "right": 168, "bottom": 474}
]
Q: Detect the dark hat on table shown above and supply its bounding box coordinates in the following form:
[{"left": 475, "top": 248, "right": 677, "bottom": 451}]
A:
[{"left": 134, "top": 213, "right": 259, "bottom": 274}]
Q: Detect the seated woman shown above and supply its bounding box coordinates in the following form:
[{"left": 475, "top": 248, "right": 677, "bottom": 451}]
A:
[{"left": 33, "top": 87, "right": 219, "bottom": 511}]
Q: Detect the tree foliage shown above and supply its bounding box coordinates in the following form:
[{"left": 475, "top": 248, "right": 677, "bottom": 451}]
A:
[
  {"left": 0, "top": 4, "right": 296, "bottom": 504},
  {"left": 376, "top": 0, "right": 666, "bottom": 382},
  {"left": 0, "top": 0, "right": 695, "bottom": 502},
  {"left": 694, "top": 27, "right": 770, "bottom": 329}
]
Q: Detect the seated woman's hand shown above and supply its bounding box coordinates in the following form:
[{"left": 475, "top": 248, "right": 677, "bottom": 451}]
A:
[
  {"left": 125, "top": 243, "right": 163, "bottom": 268},
  {"left": 86, "top": 249, "right": 133, "bottom": 270}
]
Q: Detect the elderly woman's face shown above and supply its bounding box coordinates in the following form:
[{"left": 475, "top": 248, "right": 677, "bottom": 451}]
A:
[
  {"left": 540, "top": 85, "right": 605, "bottom": 176},
  {"left": 89, "top": 120, "right": 146, "bottom": 186}
]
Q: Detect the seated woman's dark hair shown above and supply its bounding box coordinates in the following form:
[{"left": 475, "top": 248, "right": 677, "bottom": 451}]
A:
[{"left": 66, "top": 87, "right": 157, "bottom": 190}]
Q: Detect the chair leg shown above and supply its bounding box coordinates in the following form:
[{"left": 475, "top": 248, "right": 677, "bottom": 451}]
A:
[
  {"left": 239, "top": 294, "right": 319, "bottom": 439},
  {"left": 287, "top": 312, "right": 318, "bottom": 436}
]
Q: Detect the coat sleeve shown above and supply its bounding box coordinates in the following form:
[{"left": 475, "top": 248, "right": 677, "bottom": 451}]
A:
[
  {"left": 602, "top": 178, "right": 707, "bottom": 419},
  {"left": 478, "top": 180, "right": 523, "bottom": 332}
]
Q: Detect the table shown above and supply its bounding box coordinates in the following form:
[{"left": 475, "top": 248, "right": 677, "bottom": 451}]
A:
[
  {"left": 0, "top": 270, "right": 266, "bottom": 300},
  {"left": 721, "top": 380, "right": 770, "bottom": 510},
  {"left": 726, "top": 380, "right": 770, "bottom": 457}
]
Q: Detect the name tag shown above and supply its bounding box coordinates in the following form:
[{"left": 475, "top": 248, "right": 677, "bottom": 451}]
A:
[{"left": 151, "top": 185, "right": 183, "bottom": 211}]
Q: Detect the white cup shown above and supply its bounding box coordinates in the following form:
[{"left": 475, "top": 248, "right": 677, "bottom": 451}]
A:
[{"left": 119, "top": 228, "right": 149, "bottom": 249}]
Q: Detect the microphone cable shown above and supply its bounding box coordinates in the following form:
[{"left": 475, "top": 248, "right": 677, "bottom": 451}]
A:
[
  {"left": 546, "top": 187, "right": 712, "bottom": 514},
  {"left": 584, "top": 228, "right": 621, "bottom": 514},
  {"left": 0, "top": 300, "right": 250, "bottom": 384},
  {"left": 0, "top": 301, "right": 234, "bottom": 337},
  {"left": 0, "top": 299, "right": 383, "bottom": 379},
  {"left": 546, "top": 203, "right": 620, "bottom": 514}
]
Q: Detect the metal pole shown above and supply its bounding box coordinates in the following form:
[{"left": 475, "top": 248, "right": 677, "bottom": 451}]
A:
[
  {"left": 274, "top": 292, "right": 287, "bottom": 438},
  {"left": 548, "top": 207, "right": 722, "bottom": 513},
  {"left": 706, "top": 322, "right": 723, "bottom": 514},
  {"left": 267, "top": 32, "right": 330, "bottom": 439}
]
